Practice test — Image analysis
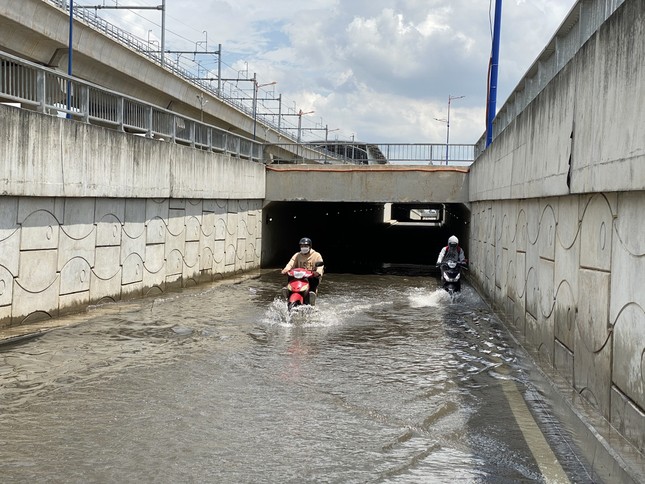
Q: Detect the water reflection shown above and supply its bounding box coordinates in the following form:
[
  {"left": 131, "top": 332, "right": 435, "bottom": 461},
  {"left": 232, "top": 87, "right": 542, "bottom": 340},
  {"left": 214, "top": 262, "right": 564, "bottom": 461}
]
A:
[{"left": 0, "top": 269, "right": 590, "bottom": 483}]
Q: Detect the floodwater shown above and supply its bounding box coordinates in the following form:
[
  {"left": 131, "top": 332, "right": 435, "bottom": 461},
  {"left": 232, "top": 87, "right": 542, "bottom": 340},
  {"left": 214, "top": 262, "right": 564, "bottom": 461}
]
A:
[{"left": 0, "top": 268, "right": 594, "bottom": 483}]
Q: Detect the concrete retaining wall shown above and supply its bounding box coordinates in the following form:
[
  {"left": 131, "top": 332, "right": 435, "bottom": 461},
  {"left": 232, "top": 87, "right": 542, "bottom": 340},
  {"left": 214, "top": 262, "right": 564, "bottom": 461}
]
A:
[
  {"left": 0, "top": 104, "right": 265, "bottom": 328},
  {"left": 468, "top": 0, "right": 645, "bottom": 469}
]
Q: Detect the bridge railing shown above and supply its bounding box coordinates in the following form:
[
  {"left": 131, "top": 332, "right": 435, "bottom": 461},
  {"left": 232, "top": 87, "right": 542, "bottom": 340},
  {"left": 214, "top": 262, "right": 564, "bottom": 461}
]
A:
[
  {"left": 0, "top": 50, "right": 263, "bottom": 162},
  {"left": 266, "top": 142, "right": 475, "bottom": 165}
]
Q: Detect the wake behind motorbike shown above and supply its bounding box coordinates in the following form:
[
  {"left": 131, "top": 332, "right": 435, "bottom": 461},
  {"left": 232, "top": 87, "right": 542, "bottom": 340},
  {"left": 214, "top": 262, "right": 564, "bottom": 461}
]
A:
[
  {"left": 283, "top": 261, "right": 324, "bottom": 311},
  {"left": 438, "top": 259, "right": 467, "bottom": 295}
]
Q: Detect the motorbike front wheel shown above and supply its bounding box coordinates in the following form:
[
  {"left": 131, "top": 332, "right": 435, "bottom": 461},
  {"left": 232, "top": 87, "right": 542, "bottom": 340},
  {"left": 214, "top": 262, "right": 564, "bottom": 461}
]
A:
[{"left": 288, "top": 301, "right": 302, "bottom": 312}]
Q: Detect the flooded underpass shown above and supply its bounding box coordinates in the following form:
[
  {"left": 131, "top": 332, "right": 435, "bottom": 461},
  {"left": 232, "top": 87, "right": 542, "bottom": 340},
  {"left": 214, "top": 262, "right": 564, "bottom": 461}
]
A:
[{"left": 0, "top": 268, "right": 596, "bottom": 483}]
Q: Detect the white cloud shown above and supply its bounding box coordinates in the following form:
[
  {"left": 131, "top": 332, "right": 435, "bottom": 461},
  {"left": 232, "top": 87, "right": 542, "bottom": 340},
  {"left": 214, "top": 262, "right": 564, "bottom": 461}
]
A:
[{"left": 90, "top": 0, "right": 578, "bottom": 143}]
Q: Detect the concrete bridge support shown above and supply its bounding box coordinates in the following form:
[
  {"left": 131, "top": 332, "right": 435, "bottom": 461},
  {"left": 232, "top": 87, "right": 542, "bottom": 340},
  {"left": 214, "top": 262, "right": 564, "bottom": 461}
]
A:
[{"left": 469, "top": 0, "right": 644, "bottom": 478}]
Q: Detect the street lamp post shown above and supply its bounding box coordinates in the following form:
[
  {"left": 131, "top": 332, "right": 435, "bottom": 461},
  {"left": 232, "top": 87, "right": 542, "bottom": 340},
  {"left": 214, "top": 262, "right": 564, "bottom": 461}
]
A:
[{"left": 444, "top": 95, "right": 464, "bottom": 165}]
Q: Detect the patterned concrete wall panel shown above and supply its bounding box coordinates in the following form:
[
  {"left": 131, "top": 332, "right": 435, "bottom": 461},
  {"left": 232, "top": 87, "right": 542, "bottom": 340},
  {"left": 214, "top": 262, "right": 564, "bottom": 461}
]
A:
[
  {"left": 146, "top": 217, "right": 166, "bottom": 245},
  {"left": 121, "top": 230, "right": 146, "bottom": 267},
  {"left": 200, "top": 245, "right": 214, "bottom": 272},
  {"left": 214, "top": 215, "right": 227, "bottom": 241},
  {"left": 122, "top": 253, "right": 144, "bottom": 285},
  {"left": 614, "top": 192, "right": 645, "bottom": 256},
  {"left": 142, "top": 259, "right": 166, "bottom": 292},
  {"left": 96, "top": 214, "right": 122, "bottom": 247},
  {"left": 201, "top": 212, "right": 215, "bottom": 238},
  {"left": 580, "top": 194, "right": 614, "bottom": 271},
  {"left": 95, "top": 198, "right": 126, "bottom": 226},
  {"left": 123, "top": 199, "right": 146, "bottom": 240},
  {"left": 576, "top": 268, "right": 612, "bottom": 417},
  {"left": 554, "top": 279, "right": 577, "bottom": 352},
  {"left": 526, "top": 200, "right": 541, "bottom": 248},
  {"left": 225, "top": 242, "right": 236, "bottom": 268},
  {"left": 515, "top": 251, "right": 527, "bottom": 302},
  {"left": 169, "top": 199, "right": 186, "bottom": 210},
  {"left": 235, "top": 238, "right": 247, "bottom": 272},
  {"left": 16, "top": 249, "right": 57, "bottom": 293},
  {"left": 61, "top": 198, "right": 95, "bottom": 239},
  {"left": 59, "top": 291, "right": 90, "bottom": 315},
  {"left": 500, "top": 203, "right": 512, "bottom": 249},
  {"left": 203, "top": 199, "right": 227, "bottom": 215},
  {"left": 494, "top": 237, "right": 503, "bottom": 291},
  {"left": 121, "top": 280, "right": 144, "bottom": 299},
  {"left": 538, "top": 257, "right": 555, "bottom": 319},
  {"left": 506, "top": 258, "right": 517, "bottom": 303},
  {"left": 554, "top": 339, "right": 574, "bottom": 386},
  {"left": 255, "top": 235, "right": 262, "bottom": 263},
  {"left": 526, "top": 266, "right": 539, "bottom": 322},
  {"left": 0, "top": 305, "right": 10, "bottom": 327},
  {"left": 0, "top": 229, "right": 20, "bottom": 275},
  {"left": 185, "top": 216, "right": 201, "bottom": 242},
  {"left": 144, "top": 243, "right": 165, "bottom": 274},
  {"left": 612, "top": 303, "right": 645, "bottom": 408},
  {"left": 515, "top": 209, "right": 528, "bottom": 253},
  {"left": 526, "top": 312, "right": 552, "bottom": 364},
  {"left": 611, "top": 386, "right": 645, "bottom": 453},
  {"left": 0, "top": 197, "right": 19, "bottom": 232},
  {"left": 164, "top": 228, "right": 186, "bottom": 263},
  {"left": 0, "top": 266, "right": 13, "bottom": 306},
  {"left": 484, "top": 243, "right": 495, "bottom": 295},
  {"left": 166, "top": 249, "right": 183, "bottom": 277},
  {"left": 167, "top": 208, "right": 186, "bottom": 237},
  {"left": 93, "top": 246, "right": 121, "bottom": 280},
  {"left": 184, "top": 240, "right": 200, "bottom": 273},
  {"left": 59, "top": 257, "right": 92, "bottom": 295},
  {"left": 556, "top": 197, "right": 579, "bottom": 250},
  {"left": 186, "top": 199, "right": 203, "bottom": 218},
  {"left": 20, "top": 210, "right": 60, "bottom": 251},
  {"left": 17, "top": 198, "right": 63, "bottom": 225},
  {"left": 146, "top": 198, "right": 169, "bottom": 220},
  {"left": 213, "top": 240, "right": 226, "bottom": 273},
  {"left": 610, "top": 192, "right": 645, "bottom": 325},
  {"left": 539, "top": 202, "right": 557, "bottom": 261},
  {"left": 58, "top": 229, "right": 96, "bottom": 272},
  {"left": 554, "top": 235, "right": 579, "bottom": 315},
  {"left": 246, "top": 238, "right": 256, "bottom": 264},
  {"left": 12, "top": 279, "right": 60, "bottom": 322}
]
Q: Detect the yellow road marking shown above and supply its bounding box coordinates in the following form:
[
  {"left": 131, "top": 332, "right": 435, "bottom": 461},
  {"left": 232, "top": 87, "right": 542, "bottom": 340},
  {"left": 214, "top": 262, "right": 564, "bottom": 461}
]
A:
[{"left": 502, "top": 380, "right": 571, "bottom": 483}]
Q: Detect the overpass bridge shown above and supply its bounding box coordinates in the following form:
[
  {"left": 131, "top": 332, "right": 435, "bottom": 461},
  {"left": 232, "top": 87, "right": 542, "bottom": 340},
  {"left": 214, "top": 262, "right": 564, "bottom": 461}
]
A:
[{"left": 0, "top": 0, "right": 644, "bottom": 481}]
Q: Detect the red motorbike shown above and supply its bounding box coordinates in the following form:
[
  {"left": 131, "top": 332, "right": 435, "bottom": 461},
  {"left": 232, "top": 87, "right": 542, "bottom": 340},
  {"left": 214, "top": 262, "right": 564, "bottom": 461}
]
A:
[{"left": 284, "top": 262, "right": 323, "bottom": 311}]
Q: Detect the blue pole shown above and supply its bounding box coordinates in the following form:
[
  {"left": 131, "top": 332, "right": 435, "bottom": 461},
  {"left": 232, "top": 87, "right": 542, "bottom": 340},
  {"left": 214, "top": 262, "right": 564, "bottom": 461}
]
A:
[
  {"left": 67, "top": 0, "right": 73, "bottom": 117},
  {"left": 486, "top": 0, "right": 502, "bottom": 147}
]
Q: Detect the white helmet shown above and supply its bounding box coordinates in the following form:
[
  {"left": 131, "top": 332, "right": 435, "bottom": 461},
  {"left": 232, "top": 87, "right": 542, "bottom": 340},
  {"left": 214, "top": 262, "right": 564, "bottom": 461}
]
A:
[{"left": 448, "top": 236, "right": 459, "bottom": 246}]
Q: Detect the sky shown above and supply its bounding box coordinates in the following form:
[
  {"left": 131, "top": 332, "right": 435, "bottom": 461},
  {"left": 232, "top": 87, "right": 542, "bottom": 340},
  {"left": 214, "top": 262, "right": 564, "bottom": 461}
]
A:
[{"left": 88, "top": 0, "right": 578, "bottom": 144}]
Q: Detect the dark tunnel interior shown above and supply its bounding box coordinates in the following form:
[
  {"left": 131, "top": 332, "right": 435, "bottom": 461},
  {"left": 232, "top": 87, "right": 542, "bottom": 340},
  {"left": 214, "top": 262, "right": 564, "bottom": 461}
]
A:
[{"left": 261, "top": 202, "right": 471, "bottom": 274}]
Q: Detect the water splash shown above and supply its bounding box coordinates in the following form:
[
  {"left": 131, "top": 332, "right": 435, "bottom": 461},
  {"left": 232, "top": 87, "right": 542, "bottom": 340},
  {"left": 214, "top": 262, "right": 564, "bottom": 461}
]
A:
[{"left": 407, "top": 288, "right": 452, "bottom": 308}]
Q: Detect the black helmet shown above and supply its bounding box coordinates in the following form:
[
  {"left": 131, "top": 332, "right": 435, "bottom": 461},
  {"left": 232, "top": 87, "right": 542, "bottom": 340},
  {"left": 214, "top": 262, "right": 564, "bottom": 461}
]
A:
[{"left": 299, "top": 237, "right": 312, "bottom": 246}]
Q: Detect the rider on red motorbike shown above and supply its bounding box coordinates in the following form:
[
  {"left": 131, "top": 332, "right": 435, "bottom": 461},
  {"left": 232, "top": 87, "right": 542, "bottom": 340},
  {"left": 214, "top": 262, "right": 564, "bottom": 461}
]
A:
[{"left": 281, "top": 237, "right": 324, "bottom": 305}]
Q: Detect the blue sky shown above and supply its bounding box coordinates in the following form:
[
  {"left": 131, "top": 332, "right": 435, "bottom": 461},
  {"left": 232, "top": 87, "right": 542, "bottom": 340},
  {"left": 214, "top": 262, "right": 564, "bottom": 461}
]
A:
[{"left": 92, "top": 0, "right": 578, "bottom": 144}]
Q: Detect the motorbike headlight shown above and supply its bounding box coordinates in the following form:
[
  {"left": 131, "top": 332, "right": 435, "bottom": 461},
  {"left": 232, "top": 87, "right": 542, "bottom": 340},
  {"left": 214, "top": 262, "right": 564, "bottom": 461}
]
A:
[{"left": 292, "top": 270, "right": 307, "bottom": 279}]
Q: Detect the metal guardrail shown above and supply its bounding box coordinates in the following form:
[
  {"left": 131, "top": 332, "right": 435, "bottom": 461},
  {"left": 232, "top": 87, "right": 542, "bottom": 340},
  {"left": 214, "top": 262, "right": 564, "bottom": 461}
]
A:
[
  {"left": 0, "top": 50, "right": 263, "bottom": 162},
  {"left": 45, "top": 0, "right": 307, "bottom": 142},
  {"left": 266, "top": 142, "right": 475, "bottom": 165},
  {"left": 477, "top": 0, "right": 627, "bottom": 156}
]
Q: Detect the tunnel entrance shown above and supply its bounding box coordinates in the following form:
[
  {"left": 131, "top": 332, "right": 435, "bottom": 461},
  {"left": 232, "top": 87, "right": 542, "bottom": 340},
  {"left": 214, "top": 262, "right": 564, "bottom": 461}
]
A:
[{"left": 262, "top": 202, "right": 471, "bottom": 274}]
